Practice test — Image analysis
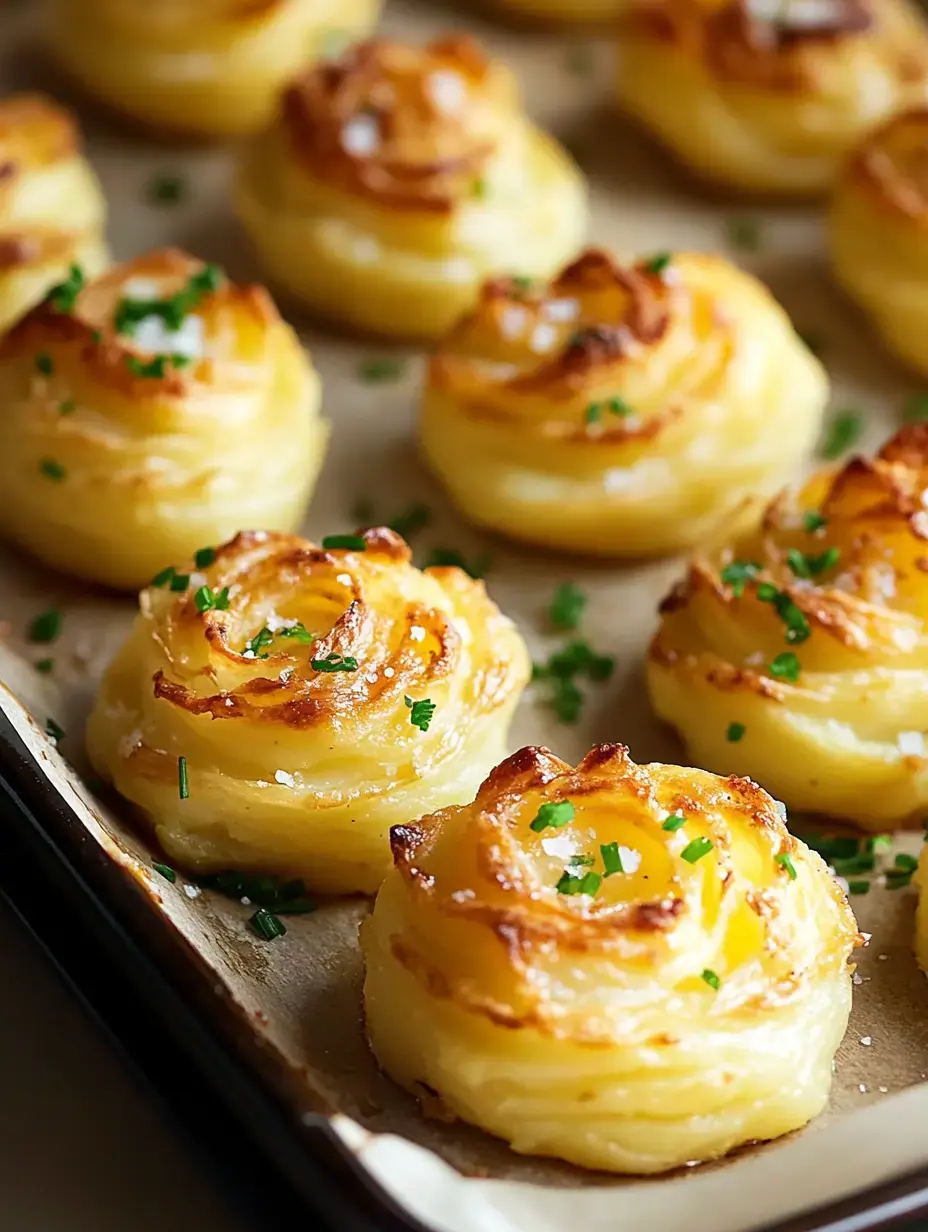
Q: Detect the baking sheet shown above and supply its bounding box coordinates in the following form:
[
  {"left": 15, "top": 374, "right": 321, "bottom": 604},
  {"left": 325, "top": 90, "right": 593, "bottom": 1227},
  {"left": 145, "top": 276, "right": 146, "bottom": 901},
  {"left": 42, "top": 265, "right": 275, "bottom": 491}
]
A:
[{"left": 4, "top": 2, "right": 928, "bottom": 1230}]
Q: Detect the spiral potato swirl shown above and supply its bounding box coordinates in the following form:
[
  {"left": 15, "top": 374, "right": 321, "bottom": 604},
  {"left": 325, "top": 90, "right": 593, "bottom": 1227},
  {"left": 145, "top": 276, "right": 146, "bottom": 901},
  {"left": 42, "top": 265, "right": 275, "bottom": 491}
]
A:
[
  {"left": 48, "top": 0, "right": 381, "bottom": 139},
  {"left": 830, "top": 108, "right": 928, "bottom": 375},
  {"left": 0, "top": 95, "right": 108, "bottom": 338},
  {"left": 87, "top": 528, "right": 531, "bottom": 895},
  {"left": 648, "top": 425, "right": 928, "bottom": 830},
  {"left": 616, "top": 0, "right": 928, "bottom": 196},
  {"left": 362, "top": 744, "right": 859, "bottom": 1174},
  {"left": 419, "top": 248, "right": 827, "bottom": 556},
  {"left": 235, "top": 35, "right": 588, "bottom": 339},
  {"left": 0, "top": 248, "right": 326, "bottom": 590}
]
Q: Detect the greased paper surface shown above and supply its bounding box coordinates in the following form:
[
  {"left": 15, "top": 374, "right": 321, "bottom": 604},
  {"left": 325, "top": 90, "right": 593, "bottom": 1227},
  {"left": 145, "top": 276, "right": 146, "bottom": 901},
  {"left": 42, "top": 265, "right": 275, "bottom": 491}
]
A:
[{"left": 3, "top": 3, "right": 928, "bottom": 1230}]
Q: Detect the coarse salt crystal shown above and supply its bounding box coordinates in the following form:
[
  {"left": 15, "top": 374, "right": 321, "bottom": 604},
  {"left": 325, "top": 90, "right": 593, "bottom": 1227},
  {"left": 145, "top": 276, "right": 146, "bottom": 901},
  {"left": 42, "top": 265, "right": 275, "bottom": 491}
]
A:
[
  {"left": 384, "top": 667, "right": 395, "bottom": 678},
  {"left": 275, "top": 769, "right": 295, "bottom": 786},
  {"left": 860, "top": 1036, "right": 872, "bottom": 1046}
]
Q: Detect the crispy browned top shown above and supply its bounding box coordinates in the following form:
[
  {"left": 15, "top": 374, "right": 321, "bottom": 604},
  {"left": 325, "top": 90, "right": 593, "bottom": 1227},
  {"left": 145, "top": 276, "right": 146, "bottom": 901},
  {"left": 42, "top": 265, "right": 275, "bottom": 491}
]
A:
[
  {"left": 0, "top": 94, "right": 80, "bottom": 187},
  {"left": 281, "top": 35, "right": 515, "bottom": 212},
  {"left": 845, "top": 107, "right": 928, "bottom": 223}
]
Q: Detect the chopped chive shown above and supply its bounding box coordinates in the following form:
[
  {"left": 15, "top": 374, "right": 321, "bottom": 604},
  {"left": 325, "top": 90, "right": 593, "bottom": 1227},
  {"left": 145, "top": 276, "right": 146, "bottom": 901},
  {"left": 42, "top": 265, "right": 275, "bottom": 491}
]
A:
[
  {"left": 194, "top": 546, "right": 216, "bottom": 569},
  {"left": 146, "top": 172, "right": 186, "bottom": 206},
  {"left": 115, "top": 265, "right": 222, "bottom": 339},
  {"left": 701, "top": 968, "right": 721, "bottom": 990},
  {"left": 405, "top": 696, "right": 436, "bottom": 733},
  {"left": 45, "top": 718, "right": 64, "bottom": 743},
  {"left": 556, "top": 869, "right": 602, "bottom": 896},
  {"left": 600, "top": 841, "right": 624, "bottom": 875},
  {"left": 847, "top": 880, "right": 870, "bottom": 895},
  {"left": 34, "top": 658, "right": 54, "bottom": 674},
  {"left": 786, "top": 547, "right": 840, "bottom": 579},
  {"left": 151, "top": 566, "right": 176, "bottom": 588},
  {"left": 169, "top": 572, "right": 190, "bottom": 592},
  {"left": 643, "top": 252, "right": 671, "bottom": 276},
  {"left": 726, "top": 722, "right": 745, "bottom": 743},
  {"left": 727, "top": 217, "right": 762, "bottom": 252},
  {"left": 820, "top": 412, "right": 863, "bottom": 460},
  {"left": 680, "top": 836, "right": 713, "bottom": 863},
  {"left": 530, "top": 800, "right": 575, "bottom": 832},
  {"left": 867, "top": 835, "right": 893, "bottom": 854},
  {"left": 662, "top": 813, "right": 686, "bottom": 832},
  {"left": 178, "top": 755, "right": 189, "bottom": 799},
  {"left": 45, "top": 263, "right": 84, "bottom": 314},
  {"left": 832, "top": 853, "right": 876, "bottom": 875},
  {"left": 39, "top": 458, "right": 66, "bottom": 481},
  {"left": 803, "top": 511, "right": 827, "bottom": 533},
  {"left": 29, "top": 608, "right": 61, "bottom": 644},
  {"left": 153, "top": 862, "right": 176, "bottom": 883},
  {"left": 894, "top": 853, "right": 919, "bottom": 872},
  {"left": 756, "top": 584, "right": 810, "bottom": 645},
  {"left": 885, "top": 869, "right": 914, "bottom": 889},
  {"left": 35, "top": 352, "right": 54, "bottom": 376},
  {"left": 193, "top": 585, "right": 230, "bottom": 613},
  {"left": 775, "top": 852, "right": 798, "bottom": 880},
  {"left": 310, "top": 653, "right": 358, "bottom": 673},
  {"left": 720, "top": 560, "right": 762, "bottom": 598},
  {"left": 59, "top": 399, "right": 76, "bottom": 415},
  {"left": 550, "top": 582, "right": 587, "bottom": 631},
  {"left": 357, "top": 358, "right": 405, "bottom": 383},
  {"left": 249, "top": 908, "right": 287, "bottom": 940},
  {"left": 125, "top": 354, "right": 170, "bottom": 379},
  {"left": 322, "top": 534, "right": 367, "bottom": 551},
  {"left": 769, "top": 651, "right": 801, "bottom": 682}
]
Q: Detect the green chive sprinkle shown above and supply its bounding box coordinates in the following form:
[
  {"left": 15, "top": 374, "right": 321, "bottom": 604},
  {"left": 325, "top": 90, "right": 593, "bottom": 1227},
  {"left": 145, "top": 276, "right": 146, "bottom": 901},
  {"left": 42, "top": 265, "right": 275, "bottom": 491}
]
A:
[
  {"left": 322, "top": 534, "right": 367, "bottom": 550},
  {"left": 405, "top": 696, "right": 436, "bottom": 733},
  {"left": 727, "top": 217, "right": 762, "bottom": 253},
  {"left": 726, "top": 722, "right": 745, "bottom": 743},
  {"left": 193, "top": 585, "right": 230, "bottom": 613},
  {"left": 249, "top": 908, "right": 287, "bottom": 940},
  {"left": 178, "top": 756, "right": 189, "bottom": 799},
  {"left": 423, "top": 548, "right": 491, "bottom": 579},
  {"left": 194, "top": 546, "right": 216, "bottom": 569},
  {"left": 29, "top": 608, "right": 61, "bottom": 644},
  {"left": 358, "top": 358, "right": 405, "bottom": 383},
  {"left": 820, "top": 412, "right": 863, "bottom": 460},
  {"left": 45, "top": 264, "right": 84, "bottom": 314},
  {"left": 895, "top": 853, "right": 919, "bottom": 872},
  {"left": 39, "top": 458, "right": 66, "bottom": 481},
  {"left": 146, "top": 172, "right": 186, "bottom": 206},
  {"left": 153, "top": 862, "right": 176, "bottom": 884},
  {"left": 867, "top": 835, "right": 893, "bottom": 854},
  {"left": 786, "top": 547, "right": 840, "bottom": 580},
  {"left": 885, "top": 869, "right": 914, "bottom": 890},
  {"left": 848, "top": 880, "right": 870, "bottom": 895},
  {"left": 530, "top": 800, "right": 575, "bottom": 832},
  {"left": 769, "top": 651, "right": 801, "bottom": 682},
  {"left": 34, "top": 658, "right": 54, "bottom": 674},
  {"left": 720, "top": 561, "right": 762, "bottom": 598},
  {"left": 803, "top": 511, "right": 827, "bottom": 533},
  {"left": 556, "top": 869, "right": 602, "bottom": 896},
  {"left": 388, "top": 503, "right": 431, "bottom": 539},
  {"left": 662, "top": 813, "right": 686, "bottom": 832},
  {"left": 550, "top": 582, "right": 587, "bottom": 631},
  {"left": 680, "top": 836, "right": 713, "bottom": 863},
  {"left": 600, "top": 841, "right": 624, "bottom": 876},
  {"left": 775, "top": 852, "right": 798, "bottom": 880},
  {"left": 643, "top": 252, "right": 672, "bottom": 276},
  {"left": 170, "top": 572, "right": 190, "bottom": 592},
  {"left": 45, "top": 718, "right": 64, "bottom": 744},
  {"left": 701, "top": 968, "right": 721, "bottom": 990},
  {"left": 35, "top": 352, "right": 54, "bottom": 376},
  {"left": 310, "top": 653, "right": 358, "bottom": 673}
]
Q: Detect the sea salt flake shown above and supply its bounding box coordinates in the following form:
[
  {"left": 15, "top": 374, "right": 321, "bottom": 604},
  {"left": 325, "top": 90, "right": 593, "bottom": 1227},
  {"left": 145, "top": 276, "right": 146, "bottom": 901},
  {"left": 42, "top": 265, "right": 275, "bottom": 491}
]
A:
[{"left": 275, "top": 769, "right": 295, "bottom": 787}]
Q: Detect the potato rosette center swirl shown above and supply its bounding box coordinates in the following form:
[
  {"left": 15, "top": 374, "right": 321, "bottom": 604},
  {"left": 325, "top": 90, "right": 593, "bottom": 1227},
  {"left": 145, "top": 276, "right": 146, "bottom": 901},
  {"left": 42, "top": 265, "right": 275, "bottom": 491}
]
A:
[
  {"left": 362, "top": 744, "right": 859, "bottom": 1174},
  {"left": 86, "top": 529, "right": 531, "bottom": 895},
  {"left": 420, "top": 247, "right": 827, "bottom": 555},
  {"left": 649, "top": 425, "right": 928, "bottom": 828}
]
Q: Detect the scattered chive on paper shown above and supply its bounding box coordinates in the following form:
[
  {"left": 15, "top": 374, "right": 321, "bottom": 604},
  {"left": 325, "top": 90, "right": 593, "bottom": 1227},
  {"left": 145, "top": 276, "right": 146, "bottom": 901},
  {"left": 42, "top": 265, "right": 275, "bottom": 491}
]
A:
[
  {"left": 34, "top": 658, "right": 54, "bottom": 674},
  {"left": 530, "top": 800, "right": 575, "bottom": 833},
  {"left": 701, "top": 968, "right": 721, "bottom": 990},
  {"left": 249, "top": 908, "right": 287, "bottom": 941},
  {"left": 405, "top": 696, "right": 436, "bottom": 733},
  {"left": 776, "top": 852, "right": 798, "bottom": 880},
  {"left": 358, "top": 358, "right": 405, "bottom": 383},
  {"left": 726, "top": 722, "right": 745, "bottom": 743},
  {"left": 199, "top": 870, "right": 317, "bottom": 915},
  {"left": 680, "top": 836, "right": 713, "bottom": 863},
  {"left": 550, "top": 582, "right": 587, "bottom": 631},
  {"left": 146, "top": 172, "right": 187, "bottom": 206},
  {"left": 322, "top": 534, "right": 367, "bottom": 550},
  {"left": 727, "top": 217, "right": 762, "bottom": 252},
  {"left": 820, "top": 411, "right": 863, "bottom": 460},
  {"left": 153, "top": 862, "right": 176, "bottom": 884},
  {"left": 29, "top": 608, "right": 62, "bottom": 644},
  {"left": 45, "top": 718, "right": 64, "bottom": 744},
  {"left": 178, "top": 755, "right": 189, "bottom": 799},
  {"left": 895, "top": 853, "right": 919, "bottom": 872},
  {"left": 848, "top": 880, "right": 870, "bottom": 895},
  {"left": 867, "top": 835, "right": 893, "bottom": 854},
  {"left": 423, "top": 547, "right": 490, "bottom": 579},
  {"left": 39, "top": 458, "right": 66, "bottom": 481},
  {"left": 662, "top": 813, "right": 686, "bottom": 832}
]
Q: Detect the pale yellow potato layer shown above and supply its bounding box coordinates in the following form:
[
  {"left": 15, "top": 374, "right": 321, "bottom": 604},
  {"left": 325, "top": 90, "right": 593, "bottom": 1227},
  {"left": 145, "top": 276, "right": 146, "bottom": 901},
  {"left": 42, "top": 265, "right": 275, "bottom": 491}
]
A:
[
  {"left": 616, "top": 0, "right": 928, "bottom": 196},
  {"left": 87, "top": 528, "right": 531, "bottom": 895},
  {"left": 235, "top": 35, "right": 587, "bottom": 339},
  {"left": 648, "top": 426, "right": 928, "bottom": 830},
  {"left": 48, "top": 0, "right": 380, "bottom": 138},
  {"left": 420, "top": 248, "right": 827, "bottom": 557},
  {"left": 0, "top": 94, "right": 108, "bottom": 337},
  {"left": 363, "top": 745, "right": 859, "bottom": 1173},
  {"left": 0, "top": 249, "right": 326, "bottom": 589}
]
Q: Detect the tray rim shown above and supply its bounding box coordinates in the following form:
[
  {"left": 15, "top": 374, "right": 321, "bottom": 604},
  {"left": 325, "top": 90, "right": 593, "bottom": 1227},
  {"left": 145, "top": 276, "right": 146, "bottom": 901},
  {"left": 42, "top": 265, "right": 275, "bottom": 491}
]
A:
[{"left": 1, "top": 707, "right": 927, "bottom": 1232}]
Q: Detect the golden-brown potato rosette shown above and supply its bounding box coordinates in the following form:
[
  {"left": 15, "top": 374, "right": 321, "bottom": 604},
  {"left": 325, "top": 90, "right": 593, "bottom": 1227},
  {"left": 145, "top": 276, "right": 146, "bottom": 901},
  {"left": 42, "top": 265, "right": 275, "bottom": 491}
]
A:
[
  {"left": 616, "top": 0, "right": 928, "bottom": 196},
  {"left": 830, "top": 108, "right": 928, "bottom": 375},
  {"left": 48, "top": 0, "right": 381, "bottom": 139},
  {"left": 235, "top": 35, "right": 588, "bottom": 339},
  {"left": 86, "top": 528, "right": 531, "bottom": 895},
  {"left": 362, "top": 744, "right": 859, "bottom": 1174},
  {"left": 419, "top": 248, "right": 828, "bottom": 557},
  {"left": 648, "top": 425, "right": 928, "bottom": 831},
  {"left": 0, "top": 248, "right": 326, "bottom": 590},
  {"left": 490, "top": 0, "right": 627, "bottom": 26},
  {"left": 0, "top": 95, "right": 108, "bottom": 338}
]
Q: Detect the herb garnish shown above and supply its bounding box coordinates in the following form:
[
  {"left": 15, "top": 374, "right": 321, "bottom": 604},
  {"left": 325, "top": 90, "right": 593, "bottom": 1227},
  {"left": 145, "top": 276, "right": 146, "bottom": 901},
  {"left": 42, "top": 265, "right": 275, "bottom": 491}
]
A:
[
  {"left": 405, "top": 696, "right": 436, "bottom": 732},
  {"left": 34, "top": 658, "right": 54, "bottom": 674},
  {"left": 388, "top": 503, "right": 431, "bottom": 539},
  {"left": 776, "top": 852, "right": 798, "bottom": 880},
  {"left": 199, "top": 870, "right": 317, "bottom": 916},
  {"left": 662, "top": 813, "right": 686, "bottom": 832},
  {"left": 357, "top": 358, "right": 405, "bottom": 383},
  {"left": 35, "top": 352, "right": 54, "bottom": 376},
  {"left": 550, "top": 582, "right": 587, "bottom": 631},
  {"left": 194, "top": 585, "right": 230, "bottom": 613},
  {"left": 803, "top": 511, "right": 828, "bottom": 533},
  {"left": 178, "top": 755, "right": 189, "bottom": 799},
  {"left": 600, "top": 842, "right": 624, "bottom": 875},
  {"left": 680, "top": 836, "right": 713, "bottom": 863},
  {"left": 769, "top": 651, "right": 801, "bottom": 682},
  {"left": 756, "top": 582, "right": 810, "bottom": 644},
  {"left": 153, "top": 862, "right": 177, "bottom": 883},
  {"left": 29, "top": 608, "right": 61, "bottom": 644},
  {"left": 820, "top": 412, "right": 863, "bottom": 460},
  {"left": 250, "top": 908, "right": 287, "bottom": 940},
  {"left": 146, "top": 173, "right": 187, "bottom": 206},
  {"left": 242, "top": 623, "right": 315, "bottom": 658},
  {"left": 530, "top": 801, "right": 575, "bottom": 832},
  {"left": 59, "top": 399, "right": 76, "bottom": 415},
  {"left": 45, "top": 718, "right": 64, "bottom": 744},
  {"left": 848, "top": 880, "right": 870, "bottom": 895},
  {"left": 311, "top": 652, "right": 358, "bottom": 673},
  {"left": 585, "top": 396, "right": 631, "bottom": 425},
  {"left": 726, "top": 722, "right": 745, "bottom": 743},
  {"left": 115, "top": 264, "right": 222, "bottom": 337},
  {"left": 556, "top": 869, "right": 602, "bottom": 896},
  {"left": 786, "top": 547, "right": 840, "bottom": 579},
  {"left": 643, "top": 252, "right": 672, "bottom": 276},
  {"left": 727, "top": 217, "right": 762, "bottom": 252},
  {"left": 533, "top": 640, "right": 614, "bottom": 724},
  {"left": 46, "top": 264, "right": 84, "bottom": 314},
  {"left": 720, "top": 560, "right": 762, "bottom": 598},
  {"left": 125, "top": 353, "right": 189, "bottom": 379},
  {"left": 39, "top": 458, "right": 66, "bottom": 481},
  {"left": 701, "top": 969, "right": 721, "bottom": 990},
  {"left": 194, "top": 546, "right": 216, "bottom": 569},
  {"left": 322, "top": 534, "right": 367, "bottom": 551}
]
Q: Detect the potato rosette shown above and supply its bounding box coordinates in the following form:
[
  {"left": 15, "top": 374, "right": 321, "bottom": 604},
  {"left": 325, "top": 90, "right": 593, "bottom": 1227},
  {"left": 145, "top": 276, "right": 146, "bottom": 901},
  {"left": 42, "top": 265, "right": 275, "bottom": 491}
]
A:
[
  {"left": 362, "top": 744, "right": 859, "bottom": 1174},
  {"left": 0, "top": 248, "right": 326, "bottom": 590},
  {"left": 616, "top": 0, "right": 928, "bottom": 196},
  {"left": 86, "top": 528, "right": 531, "bottom": 895},
  {"left": 48, "top": 0, "right": 380, "bottom": 139},
  {"left": 491, "top": 0, "right": 627, "bottom": 25},
  {"left": 419, "top": 248, "right": 828, "bottom": 557},
  {"left": 0, "top": 95, "right": 108, "bottom": 338},
  {"left": 830, "top": 108, "right": 928, "bottom": 375},
  {"left": 648, "top": 425, "right": 928, "bottom": 830},
  {"left": 235, "top": 35, "right": 588, "bottom": 339}
]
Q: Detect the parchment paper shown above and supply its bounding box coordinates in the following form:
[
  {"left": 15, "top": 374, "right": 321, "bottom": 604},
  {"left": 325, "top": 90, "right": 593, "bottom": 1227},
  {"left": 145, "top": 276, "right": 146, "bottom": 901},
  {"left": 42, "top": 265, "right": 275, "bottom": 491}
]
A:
[{"left": 3, "top": 3, "right": 928, "bottom": 1230}]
